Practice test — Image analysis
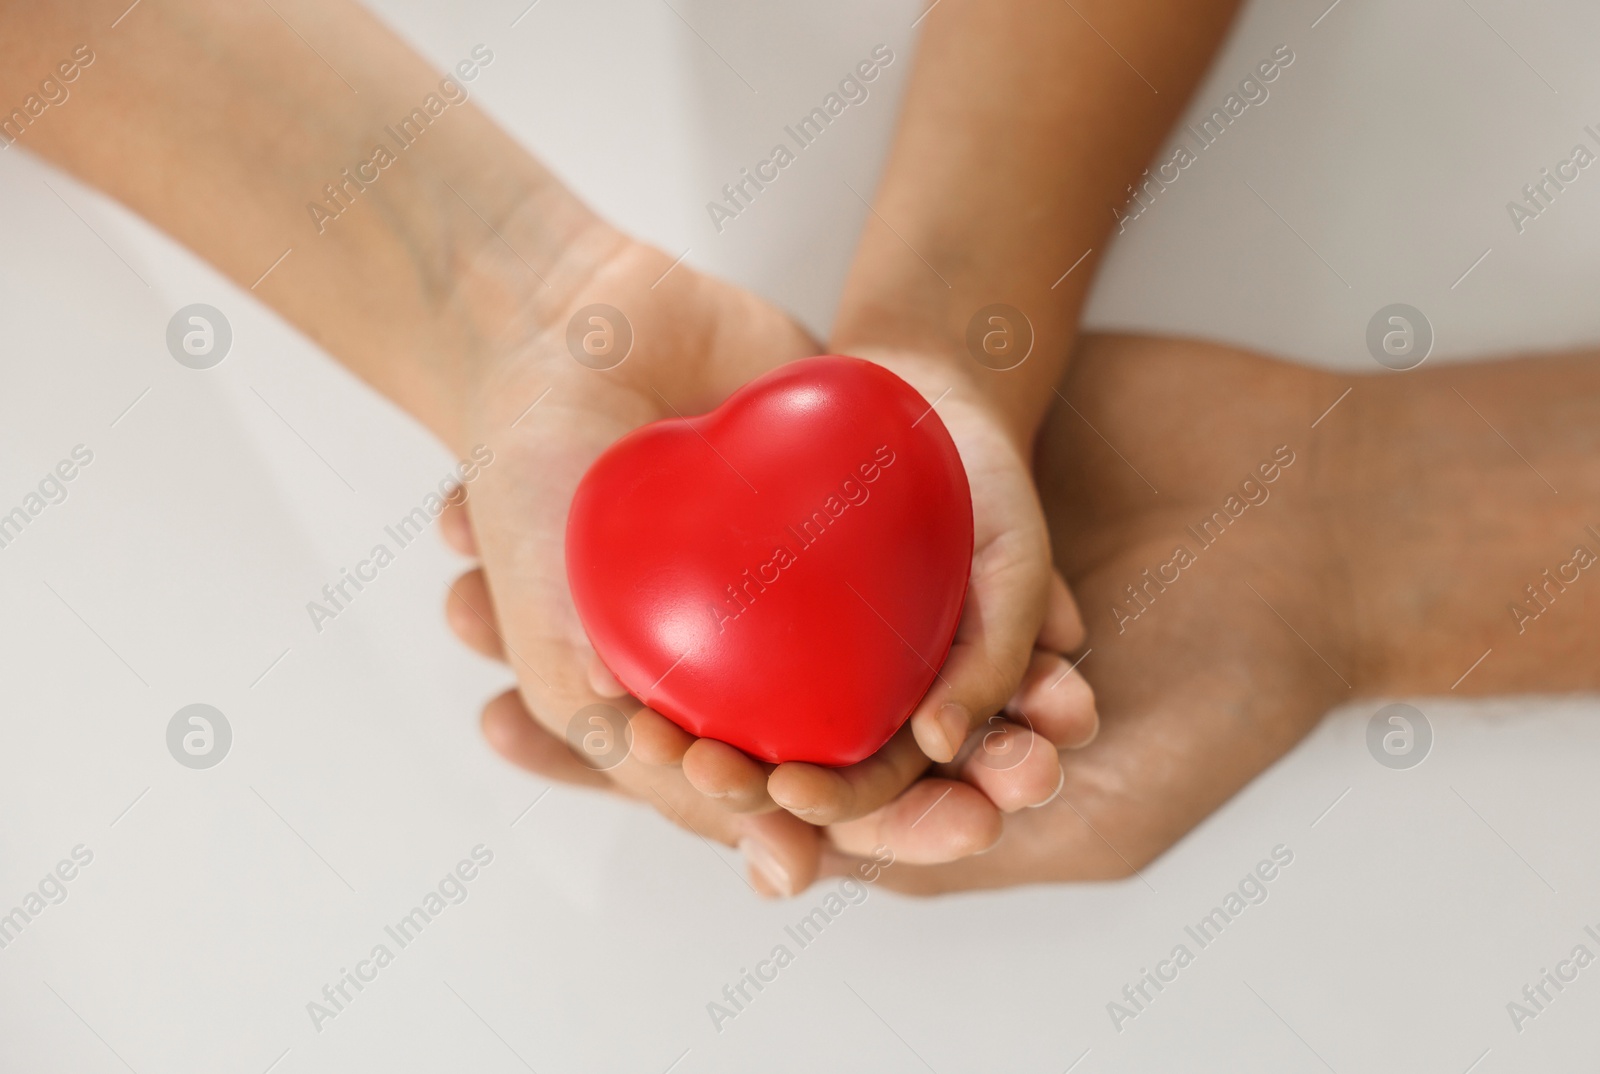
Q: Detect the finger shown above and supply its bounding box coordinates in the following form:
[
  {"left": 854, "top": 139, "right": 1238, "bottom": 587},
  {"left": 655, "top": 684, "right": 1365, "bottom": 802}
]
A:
[
  {"left": 439, "top": 490, "right": 477, "bottom": 556},
  {"left": 815, "top": 847, "right": 883, "bottom": 886},
  {"left": 909, "top": 537, "right": 1050, "bottom": 764},
  {"left": 814, "top": 843, "right": 1011, "bottom": 896},
  {"left": 1037, "top": 569, "right": 1086, "bottom": 653},
  {"left": 908, "top": 634, "right": 1033, "bottom": 766},
  {"left": 1006, "top": 649, "right": 1098, "bottom": 749},
  {"left": 475, "top": 629, "right": 819, "bottom": 893},
  {"left": 445, "top": 569, "right": 506, "bottom": 661},
  {"left": 587, "top": 651, "right": 629, "bottom": 698},
  {"left": 827, "top": 779, "right": 1002, "bottom": 864},
  {"left": 766, "top": 723, "right": 931, "bottom": 825},
  {"left": 738, "top": 809, "right": 822, "bottom": 898},
  {"left": 633, "top": 766, "right": 821, "bottom": 897},
  {"left": 952, "top": 718, "right": 1064, "bottom": 812},
  {"left": 629, "top": 707, "right": 696, "bottom": 765},
  {"left": 681, "top": 738, "right": 777, "bottom": 813},
  {"left": 747, "top": 860, "right": 780, "bottom": 898},
  {"left": 479, "top": 688, "right": 611, "bottom": 790}
]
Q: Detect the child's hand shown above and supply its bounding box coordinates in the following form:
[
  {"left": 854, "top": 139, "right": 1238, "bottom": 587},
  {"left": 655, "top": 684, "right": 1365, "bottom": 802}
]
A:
[{"left": 643, "top": 364, "right": 1100, "bottom": 832}]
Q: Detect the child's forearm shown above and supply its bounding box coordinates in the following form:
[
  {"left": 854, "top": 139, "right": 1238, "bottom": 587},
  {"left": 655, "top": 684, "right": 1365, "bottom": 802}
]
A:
[
  {"left": 0, "top": 0, "right": 614, "bottom": 451},
  {"left": 830, "top": 0, "right": 1241, "bottom": 445}
]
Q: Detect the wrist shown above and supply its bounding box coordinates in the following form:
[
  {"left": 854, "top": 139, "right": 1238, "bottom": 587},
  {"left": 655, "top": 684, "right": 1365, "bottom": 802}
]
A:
[
  {"left": 436, "top": 193, "right": 630, "bottom": 453},
  {"left": 829, "top": 340, "right": 1039, "bottom": 456}
]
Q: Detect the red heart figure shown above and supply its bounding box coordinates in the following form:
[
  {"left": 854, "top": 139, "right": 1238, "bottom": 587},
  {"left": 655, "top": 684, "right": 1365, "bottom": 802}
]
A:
[{"left": 566, "top": 355, "right": 973, "bottom": 766}]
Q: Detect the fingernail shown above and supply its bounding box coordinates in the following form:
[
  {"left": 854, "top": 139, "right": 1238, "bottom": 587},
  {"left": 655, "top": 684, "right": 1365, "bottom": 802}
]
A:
[
  {"left": 739, "top": 837, "right": 794, "bottom": 898},
  {"left": 1073, "top": 717, "right": 1100, "bottom": 749},
  {"left": 973, "top": 831, "right": 1002, "bottom": 855},
  {"left": 1028, "top": 766, "right": 1066, "bottom": 808},
  {"left": 936, "top": 702, "right": 970, "bottom": 759},
  {"left": 766, "top": 785, "right": 820, "bottom": 818}
]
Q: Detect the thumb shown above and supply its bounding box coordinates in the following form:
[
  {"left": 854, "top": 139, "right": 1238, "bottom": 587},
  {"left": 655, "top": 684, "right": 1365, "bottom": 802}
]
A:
[{"left": 909, "top": 527, "right": 1050, "bottom": 763}]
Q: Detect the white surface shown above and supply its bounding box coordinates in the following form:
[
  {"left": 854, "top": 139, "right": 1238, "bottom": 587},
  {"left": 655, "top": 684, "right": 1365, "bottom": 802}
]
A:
[{"left": 1, "top": 0, "right": 1598, "bottom": 1071}]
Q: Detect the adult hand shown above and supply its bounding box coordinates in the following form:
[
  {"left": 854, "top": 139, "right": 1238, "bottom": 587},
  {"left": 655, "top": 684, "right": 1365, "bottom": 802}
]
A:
[{"left": 826, "top": 334, "right": 1364, "bottom": 890}]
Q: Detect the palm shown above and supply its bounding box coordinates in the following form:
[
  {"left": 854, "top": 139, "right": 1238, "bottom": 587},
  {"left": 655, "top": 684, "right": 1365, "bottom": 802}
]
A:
[{"left": 457, "top": 242, "right": 816, "bottom": 836}]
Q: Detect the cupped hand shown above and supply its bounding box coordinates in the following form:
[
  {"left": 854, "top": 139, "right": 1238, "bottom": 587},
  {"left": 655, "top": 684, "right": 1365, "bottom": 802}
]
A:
[
  {"left": 445, "top": 233, "right": 831, "bottom": 892},
  {"left": 825, "top": 335, "right": 1362, "bottom": 892},
  {"left": 442, "top": 240, "right": 1097, "bottom": 874},
  {"left": 745, "top": 346, "right": 1102, "bottom": 832}
]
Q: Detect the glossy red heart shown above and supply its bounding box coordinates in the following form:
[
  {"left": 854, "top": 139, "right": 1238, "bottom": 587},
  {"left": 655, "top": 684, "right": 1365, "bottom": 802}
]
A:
[{"left": 566, "top": 355, "right": 973, "bottom": 766}]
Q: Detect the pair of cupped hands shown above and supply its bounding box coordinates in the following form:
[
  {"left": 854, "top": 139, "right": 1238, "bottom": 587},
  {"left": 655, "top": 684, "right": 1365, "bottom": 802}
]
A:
[{"left": 439, "top": 231, "right": 1098, "bottom": 898}]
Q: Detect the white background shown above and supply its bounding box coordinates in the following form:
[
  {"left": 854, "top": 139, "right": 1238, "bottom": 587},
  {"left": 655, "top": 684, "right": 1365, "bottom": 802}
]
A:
[{"left": 1, "top": 0, "right": 1598, "bottom": 1070}]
